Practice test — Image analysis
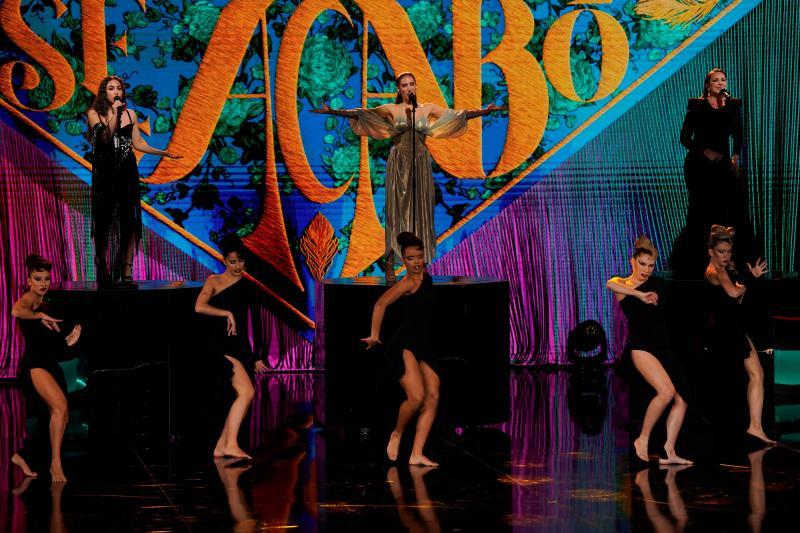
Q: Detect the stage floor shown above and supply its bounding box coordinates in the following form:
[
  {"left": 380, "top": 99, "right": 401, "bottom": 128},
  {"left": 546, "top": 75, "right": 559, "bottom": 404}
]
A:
[{"left": 3, "top": 369, "right": 800, "bottom": 531}]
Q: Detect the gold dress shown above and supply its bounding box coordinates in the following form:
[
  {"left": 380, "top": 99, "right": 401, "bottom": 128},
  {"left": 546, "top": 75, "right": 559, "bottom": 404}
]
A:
[{"left": 349, "top": 104, "right": 468, "bottom": 263}]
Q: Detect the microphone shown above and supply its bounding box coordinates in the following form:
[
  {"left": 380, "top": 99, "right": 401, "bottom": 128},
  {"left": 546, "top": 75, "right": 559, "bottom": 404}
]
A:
[
  {"left": 719, "top": 88, "right": 730, "bottom": 98},
  {"left": 408, "top": 92, "right": 417, "bottom": 109}
]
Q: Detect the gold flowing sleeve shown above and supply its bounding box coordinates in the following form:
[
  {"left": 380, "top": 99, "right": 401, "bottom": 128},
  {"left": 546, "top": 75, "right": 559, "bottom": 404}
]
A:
[
  {"left": 427, "top": 108, "right": 468, "bottom": 139},
  {"left": 348, "top": 105, "right": 398, "bottom": 139}
]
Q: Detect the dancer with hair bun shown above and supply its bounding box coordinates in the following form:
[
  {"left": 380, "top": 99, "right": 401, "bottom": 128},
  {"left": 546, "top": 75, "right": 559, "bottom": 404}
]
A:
[
  {"left": 362, "top": 232, "right": 440, "bottom": 466},
  {"left": 10, "top": 254, "right": 81, "bottom": 483},
  {"left": 607, "top": 237, "right": 693, "bottom": 464},
  {"left": 704, "top": 225, "right": 774, "bottom": 444},
  {"left": 195, "top": 236, "right": 267, "bottom": 459}
]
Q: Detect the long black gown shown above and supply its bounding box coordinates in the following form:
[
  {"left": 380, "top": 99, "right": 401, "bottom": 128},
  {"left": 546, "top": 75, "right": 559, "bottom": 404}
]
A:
[
  {"left": 619, "top": 276, "right": 690, "bottom": 400},
  {"left": 14, "top": 302, "right": 74, "bottom": 465},
  {"left": 671, "top": 97, "right": 754, "bottom": 278},
  {"left": 90, "top": 110, "right": 141, "bottom": 283},
  {"left": 384, "top": 272, "right": 439, "bottom": 381}
]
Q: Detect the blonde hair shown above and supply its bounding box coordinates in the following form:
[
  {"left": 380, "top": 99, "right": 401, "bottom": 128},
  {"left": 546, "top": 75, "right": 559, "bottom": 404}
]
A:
[
  {"left": 633, "top": 235, "right": 658, "bottom": 260},
  {"left": 708, "top": 225, "right": 735, "bottom": 248}
]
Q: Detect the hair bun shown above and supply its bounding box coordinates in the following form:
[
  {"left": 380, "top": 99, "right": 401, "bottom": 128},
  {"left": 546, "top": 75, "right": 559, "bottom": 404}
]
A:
[
  {"left": 632, "top": 235, "right": 658, "bottom": 259},
  {"left": 25, "top": 254, "right": 52, "bottom": 273},
  {"left": 396, "top": 232, "right": 424, "bottom": 251}
]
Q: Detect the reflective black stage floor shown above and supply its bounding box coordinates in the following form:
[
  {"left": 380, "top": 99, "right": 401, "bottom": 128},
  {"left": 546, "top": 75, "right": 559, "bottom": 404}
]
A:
[{"left": 3, "top": 370, "right": 800, "bottom": 531}]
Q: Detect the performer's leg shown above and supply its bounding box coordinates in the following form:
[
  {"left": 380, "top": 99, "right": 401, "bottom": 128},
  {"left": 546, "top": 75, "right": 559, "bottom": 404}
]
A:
[
  {"left": 631, "top": 350, "right": 679, "bottom": 462},
  {"left": 29, "top": 368, "right": 69, "bottom": 483},
  {"left": 409, "top": 362, "right": 439, "bottom": 467},
  {"left": 218, "top": 355, "right": 255, "bottom": 459},
  {"left": 743, "top": 337, "right": 774, "bottom": 443},
  {"left": 661, "top": 393, "right": 692, "bottom": 465},
  {"left": 387, "top": 351, "right": 424, "bottom": 461}
]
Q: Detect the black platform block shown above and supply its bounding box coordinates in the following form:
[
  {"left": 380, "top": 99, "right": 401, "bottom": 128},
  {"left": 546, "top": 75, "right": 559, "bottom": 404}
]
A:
[
  {"left": 46, "top": 281, "right": 205, "bottom": 444},
  {"left": 323, "top": 276, "right": 510, "bottom": 428}
]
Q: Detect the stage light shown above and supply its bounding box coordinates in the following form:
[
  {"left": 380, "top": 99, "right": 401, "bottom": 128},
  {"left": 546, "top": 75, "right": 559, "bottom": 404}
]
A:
[{"left": 566, "top": 320, "right": 608, "bottom": 368}]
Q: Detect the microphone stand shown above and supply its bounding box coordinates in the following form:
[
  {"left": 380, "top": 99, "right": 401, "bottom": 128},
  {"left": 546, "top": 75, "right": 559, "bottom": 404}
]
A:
[{"left": 410, "top": 95, "right": 417, "bottom": 237}]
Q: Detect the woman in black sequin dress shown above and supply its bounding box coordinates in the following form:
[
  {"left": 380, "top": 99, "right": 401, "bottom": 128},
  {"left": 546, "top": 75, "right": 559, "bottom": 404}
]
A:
[
  {"left": 704, "top": 225, "right": 774, "bottom": 444},
  {"left": 195, "top": 237, "right": 266, "bottom": 459},
  {"left": 10, "top": 255, "right": 81, "bottom": 483},
  {"left": 88, "top": 76, "right": 178, "bottom": 287},
  {"left": 607, "top": 237, "right": 692, "bottom": 464},
  {"left": 362, "top": 232, "right": 440, "bottom": 466}
]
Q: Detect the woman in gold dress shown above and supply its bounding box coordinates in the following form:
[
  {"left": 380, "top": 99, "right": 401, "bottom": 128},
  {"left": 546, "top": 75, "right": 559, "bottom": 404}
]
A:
[{"left": 313, "top": 72, "right": 505, "bottom": 280}]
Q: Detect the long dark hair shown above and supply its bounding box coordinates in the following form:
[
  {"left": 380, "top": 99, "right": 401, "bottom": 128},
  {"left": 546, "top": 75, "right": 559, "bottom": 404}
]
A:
[
  {"left": 91, "top": 76, "right": 126, "bottom": 116},
  {"left": 394, "top": 72, "right": 416, "bottom": 104},
  {"left": 701, "top": 68, "right": 727, "bottom": 98}
]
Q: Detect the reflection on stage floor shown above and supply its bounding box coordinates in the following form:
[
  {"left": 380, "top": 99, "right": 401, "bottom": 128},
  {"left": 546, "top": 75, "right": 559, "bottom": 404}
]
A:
[{"left": 2, "top": 369, "right": 800, "bottom": 531}]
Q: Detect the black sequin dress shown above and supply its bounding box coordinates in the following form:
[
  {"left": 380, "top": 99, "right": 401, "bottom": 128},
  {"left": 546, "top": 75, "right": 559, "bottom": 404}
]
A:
[
  {"left": 384, "top": 272, "right": 438, "bottom": 381},
  {"left": 90, "top": 110, "right": 141, "bottom": 283}
]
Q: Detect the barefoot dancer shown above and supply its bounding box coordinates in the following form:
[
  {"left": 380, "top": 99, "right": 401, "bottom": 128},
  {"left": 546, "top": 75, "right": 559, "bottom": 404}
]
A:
[
  {"left": 195, "top": 236, "right": 267, "bottom": 459},
  {"left": 10, "top": 255, "right": 81, "bottom": 483},
  {"left": 704, "top": 225, "right": 774, "bottom": 444},
  {"left": 607, "top": 237, "right": 693, "bottom": 465},
  {"left": 362, "top": 232, "right": 440, "bottom": 466}
]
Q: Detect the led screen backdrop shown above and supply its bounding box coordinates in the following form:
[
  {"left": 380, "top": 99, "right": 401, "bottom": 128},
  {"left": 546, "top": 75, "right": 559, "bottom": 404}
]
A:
[{"left": 2, "top": 0, "right": 799, "bottom": 372}]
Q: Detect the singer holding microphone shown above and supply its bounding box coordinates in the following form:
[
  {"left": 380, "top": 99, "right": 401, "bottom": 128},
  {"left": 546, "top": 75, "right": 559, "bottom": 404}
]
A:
[
  {"left": 311, "top": 72, "right": 505, "bottom": 281},
  {"left": 671, "top": 68, "right": 754, "bottom": 277},
  {"left": 87, "top": 76, "right": 179, "bottom": 287}
]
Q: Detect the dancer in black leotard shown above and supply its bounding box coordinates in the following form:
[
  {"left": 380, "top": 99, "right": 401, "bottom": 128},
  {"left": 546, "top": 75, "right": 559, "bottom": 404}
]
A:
[
  {"left": 88, "top": 76, "right": 179, "bottom": 287},
  {"left": 607, "top": 236, "right": 692, "bottom": 464},
  {"left": 704, "top": 225, "right": 774, "bottom": 444},
  {"left": 195, "top": 236, "right": 266, "bottom": 459},
  {"left": 10, "top": 255, "right": 81, "bottom": 483},
  {"left": 362, "top": 232, "right": 440, "bottom": 466}
]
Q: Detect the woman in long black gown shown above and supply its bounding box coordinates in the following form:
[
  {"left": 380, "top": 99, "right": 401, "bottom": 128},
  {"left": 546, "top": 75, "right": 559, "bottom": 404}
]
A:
[
  {"left": 362, "top": 232, "right": 440, "bottom": 466},
  {"left": 607, "top": 236, "right": 692, "bottom": 464},
  {"left": 10, "top": 255, "right": 81, "bottom": 483},
  {"left": 671, "top": 68, "right": 753, "bottom": 278},
  {"left": 195, "top": 237, "right": 266, "bottom": 459},
  {"left": 88, "top": 76, "right": 178, "bottom": 287},
  {"left": 704, "top": 225, "right": 774, "bottom": 444}
]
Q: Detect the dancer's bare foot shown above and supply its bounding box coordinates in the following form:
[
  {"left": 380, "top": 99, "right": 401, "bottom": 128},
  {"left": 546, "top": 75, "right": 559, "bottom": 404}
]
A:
[
  {"left": 387, "top": 431, "right": 401, "bottom": 462},
  {"left": 408, "top": 454, "right": 438, "bottom": 467},
  {"left": 222, "top": 447, "right": 252, "bottom": 460},
  {"left": 409, "top": 464, "right": 438, "bottom": 476},
  {"left": 50, "top": 463, "right": 67, "bottom": 484},
  {"left": 659, "top": 448, "right": 693, "bottom": 465},
  {"left": 11, "top": 453, "right": 37, "bottom": 478},
  {"left": 659, "top": 463, "right": 693, "bottom": 473},
  {"left": 747, "top": 427, "right": 776, "bottom": 444},
  {"left": 633, "top": 437, "right": 650, "bottom": 462}
]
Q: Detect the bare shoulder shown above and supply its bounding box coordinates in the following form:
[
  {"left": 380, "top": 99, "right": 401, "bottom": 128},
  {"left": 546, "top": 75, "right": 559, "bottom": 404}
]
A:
[{"left": 15, "top": 291, "right": 36, "bottom": 308}]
